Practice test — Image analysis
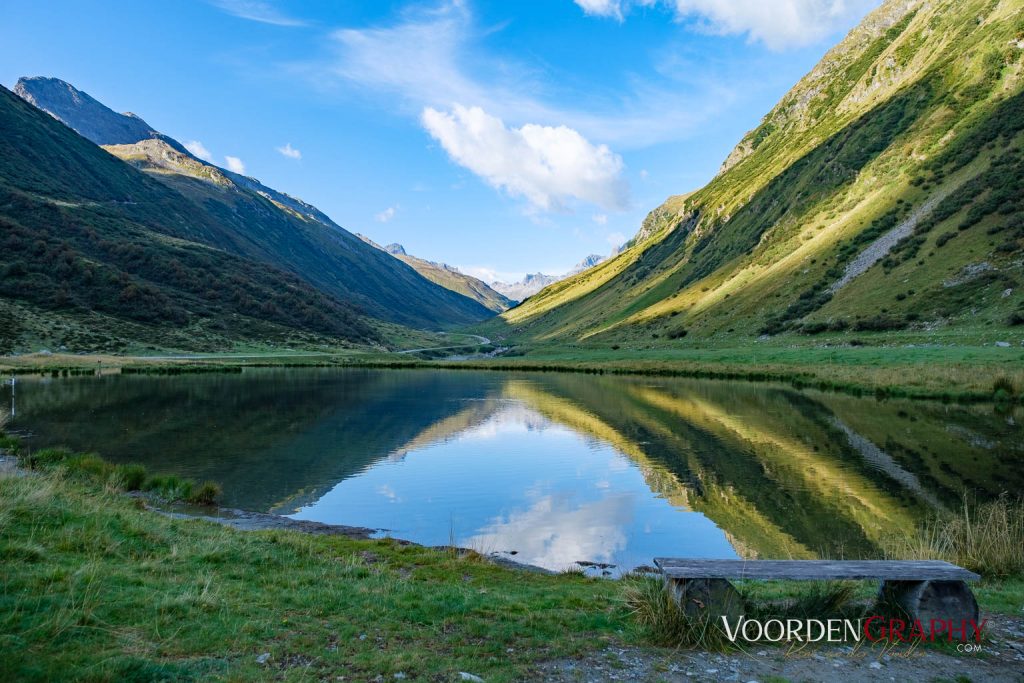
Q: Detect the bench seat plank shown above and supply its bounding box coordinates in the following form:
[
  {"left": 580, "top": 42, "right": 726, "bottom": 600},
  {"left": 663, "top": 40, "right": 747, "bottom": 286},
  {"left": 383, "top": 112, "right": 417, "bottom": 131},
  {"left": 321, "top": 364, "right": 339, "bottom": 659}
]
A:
[{"left": 653, "top": 559, "right": 979, "bottom": 582}]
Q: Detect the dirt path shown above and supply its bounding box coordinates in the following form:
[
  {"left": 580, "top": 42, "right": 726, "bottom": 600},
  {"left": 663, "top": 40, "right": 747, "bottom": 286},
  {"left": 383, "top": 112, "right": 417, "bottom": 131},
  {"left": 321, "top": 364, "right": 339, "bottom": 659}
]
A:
[
  {"left": 539, "top": 616, "right": 1024, "bottom": 682},
  {"left": 397, "top": 334, "right": 490, "bottom": 354}
]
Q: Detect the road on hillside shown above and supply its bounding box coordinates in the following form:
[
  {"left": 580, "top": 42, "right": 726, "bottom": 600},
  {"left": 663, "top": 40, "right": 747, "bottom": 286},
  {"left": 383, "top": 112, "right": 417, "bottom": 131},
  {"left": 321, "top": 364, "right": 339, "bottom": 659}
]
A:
[{"left": 397, "top": 335, "right": 491, "bottom": 354}]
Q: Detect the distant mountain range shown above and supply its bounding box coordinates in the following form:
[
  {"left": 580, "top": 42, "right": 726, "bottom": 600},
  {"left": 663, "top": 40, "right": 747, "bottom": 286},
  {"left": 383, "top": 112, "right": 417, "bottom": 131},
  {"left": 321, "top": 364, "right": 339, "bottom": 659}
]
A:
[
  {"left": 358, "top": 236, "right": 513, "bottom": 313},
  {"left": 491, "top": 0, "right": 1024, "bottom": 346},
  {"left": 490, "top": 254, "right": 605, "bottom": 303},
  {"left": 0, "top": 77, "right": 495, "bottom": 353}
]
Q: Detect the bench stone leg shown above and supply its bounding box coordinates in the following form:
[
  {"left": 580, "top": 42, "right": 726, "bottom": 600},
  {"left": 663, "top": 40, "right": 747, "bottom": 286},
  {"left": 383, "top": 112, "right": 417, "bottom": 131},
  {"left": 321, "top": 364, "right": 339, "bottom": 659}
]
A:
[
  {"left": 879, "top": 580, "right": 978, "bottom": 624},
  {"left": 665, "top": 577, "right": 743, "bottom": 621}
]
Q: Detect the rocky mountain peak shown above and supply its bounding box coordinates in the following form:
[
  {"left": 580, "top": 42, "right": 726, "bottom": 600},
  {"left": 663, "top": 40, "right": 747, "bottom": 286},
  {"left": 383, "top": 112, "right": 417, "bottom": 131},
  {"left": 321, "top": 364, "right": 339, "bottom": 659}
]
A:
[
  {"left": 385, "top": 243, "right": 407, "bottom": 256},
  {"left": 14, "top": 76, "right": 189, "bottom": 155}
]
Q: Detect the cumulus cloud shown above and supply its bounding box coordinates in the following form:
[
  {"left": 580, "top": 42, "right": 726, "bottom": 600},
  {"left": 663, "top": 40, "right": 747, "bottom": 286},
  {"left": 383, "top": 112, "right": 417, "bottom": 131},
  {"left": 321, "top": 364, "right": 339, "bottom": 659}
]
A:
[
  {"left": 375, "top": 207, "right": 396, "bottom": 223},
  {"left": 211, "top": 0, "right": 306, "bottom": 26},
  {"left": 313, "top": 1, "right": 729, "bottom": 149},
  {"left": 671, "top": 0, "right": 877, "bottom": 49},
  {"left": 276, "top": 142, "right": 302, "bottom": 159},
  {"left": 224, "top": 156, "right": 246, "bottom": 174},
  {"left": 422, "top": 104, "right": 628, "bottom": 212},
  {"left": 184, "top": 140, "right": 213, "bottom": 162},
  {"left": 574, "top": 0, "right": 879, "bottom": 49}
]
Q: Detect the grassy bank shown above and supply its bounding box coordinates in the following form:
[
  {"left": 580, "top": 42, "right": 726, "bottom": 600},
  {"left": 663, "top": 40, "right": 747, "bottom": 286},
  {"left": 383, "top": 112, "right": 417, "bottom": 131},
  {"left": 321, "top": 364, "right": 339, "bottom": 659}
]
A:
[
  {"left": 2, "top": 439, "right": 1023, "bottom": 679},
  {"left": 464, "top": 343, "right": 1024, "bottom": 403},
  {"left": 3, "top": 339, "right": 1024, "bottom": 404},
  {"left": 0, "top": 453, "right": 624, "bottom": 682}
]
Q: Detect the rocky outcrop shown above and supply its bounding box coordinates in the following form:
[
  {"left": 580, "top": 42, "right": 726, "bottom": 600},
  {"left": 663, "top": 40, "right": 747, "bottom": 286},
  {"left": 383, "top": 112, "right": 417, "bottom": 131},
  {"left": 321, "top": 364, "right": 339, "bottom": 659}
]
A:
[{"left": 15, "top": 76, "right": 190, "bottom": 154}]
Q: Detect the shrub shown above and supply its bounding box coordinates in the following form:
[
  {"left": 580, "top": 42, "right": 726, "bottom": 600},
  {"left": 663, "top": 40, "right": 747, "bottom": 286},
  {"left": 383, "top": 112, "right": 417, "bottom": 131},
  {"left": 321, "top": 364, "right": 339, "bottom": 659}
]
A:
[{"left": 852, "top": 315, "right": 907, "bottom": 331}]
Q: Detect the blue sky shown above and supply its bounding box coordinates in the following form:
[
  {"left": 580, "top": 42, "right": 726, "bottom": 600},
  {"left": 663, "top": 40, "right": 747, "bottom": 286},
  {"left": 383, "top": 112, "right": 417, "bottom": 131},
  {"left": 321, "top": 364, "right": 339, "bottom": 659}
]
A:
[{"left": 1, "top": 0, "right": 879, "bottom": 282}]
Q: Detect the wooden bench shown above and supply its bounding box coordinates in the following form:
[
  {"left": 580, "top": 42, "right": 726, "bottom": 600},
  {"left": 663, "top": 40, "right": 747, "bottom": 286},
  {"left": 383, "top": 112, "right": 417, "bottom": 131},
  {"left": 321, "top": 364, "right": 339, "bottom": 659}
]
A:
[{"left": 653, "top": 559, "right": 980, "bottom": 623}]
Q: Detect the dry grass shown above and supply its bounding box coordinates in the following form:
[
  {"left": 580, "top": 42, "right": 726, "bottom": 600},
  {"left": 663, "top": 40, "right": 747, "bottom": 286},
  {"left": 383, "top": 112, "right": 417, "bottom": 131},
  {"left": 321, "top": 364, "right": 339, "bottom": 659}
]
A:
[
  {"left": 883, "top": 496, "right": 1024, "bottom": 578},
  {"left": 623, "top": 578, "right": 732, "bottom": 649}
]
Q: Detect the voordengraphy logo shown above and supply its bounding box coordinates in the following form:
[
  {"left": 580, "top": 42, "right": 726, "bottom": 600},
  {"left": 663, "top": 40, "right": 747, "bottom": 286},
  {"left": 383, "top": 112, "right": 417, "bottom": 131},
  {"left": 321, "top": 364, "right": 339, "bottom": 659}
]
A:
[{"left": 720, "top": 616, "right": 988, "bottom": 644}]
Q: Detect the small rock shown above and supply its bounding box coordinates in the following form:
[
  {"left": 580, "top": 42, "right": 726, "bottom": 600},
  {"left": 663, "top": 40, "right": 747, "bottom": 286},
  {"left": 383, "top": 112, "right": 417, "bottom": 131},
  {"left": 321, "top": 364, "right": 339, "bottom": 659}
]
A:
[
  {"left": 706, "top": 669, "right": 718, "bottom": 675},
  {"left": 1003, "top": 288, "right": 1013, "bottom": 298},
  {"left": 459, "top": 673, "right": 484, "bottom": 682},
  {"left": 756, "top": 650, "right": 768, "bottom": 657},
  {"left": 394, "top": 674, "right": 406, "bottom": 680},
  {"left": 996, "top": 341, "right": 1011, "bottom": 347},
  {"left": 359, "top": 634, "right": 367, "bottom": 641},
  {"left": 256, "top": 653, "right": 271, "bottom": 665},
  {"left": 869, "top": 661, "right": 883, "bottom": 669}
]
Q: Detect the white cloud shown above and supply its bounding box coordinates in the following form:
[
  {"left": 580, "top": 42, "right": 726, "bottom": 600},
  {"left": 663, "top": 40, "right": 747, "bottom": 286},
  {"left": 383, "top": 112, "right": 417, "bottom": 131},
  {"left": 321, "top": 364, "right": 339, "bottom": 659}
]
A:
[
  {"left": 461, "top": 266, "right": 519, "bottom": 284},
  {"left": 639, "top": 169, "right": 649, "bottom": 180},
  {"left": 574, "top": 0, "right": 625, "bottom": 20},
  {"left": 224, "top": 156, "right": 246, "bottom": 174},
  {"left": 422, "top": 104, "right": 628, "bottom": 212},
  {"left": 670, "top": 0, "right": 877, "bottom": 49},
  {"left": 592, "top": 213, "right": 608, "bottom": 225},
  {"left": 276, "top": 142, "right": 302, "bottom": 159},
  {"left": 606, "top": 231, "right": 627, "bottom": 249},
  {"left": 211, "top": 0, "right": 306, "bottom": 26},
  {"left": 463, "top": 493, "right": 633, "bottom": 570},
  {"left": 375, "top": 206, "right": 396, "bottom": 223},
  {"left": 184, "top": 140, "right": 213, "bottom": 162},
  {"left": 574, "top": 0, "right": 879, "bottom": 50},
  {"left": 313, "top": 1, "right": 729, "bottom": 149}
]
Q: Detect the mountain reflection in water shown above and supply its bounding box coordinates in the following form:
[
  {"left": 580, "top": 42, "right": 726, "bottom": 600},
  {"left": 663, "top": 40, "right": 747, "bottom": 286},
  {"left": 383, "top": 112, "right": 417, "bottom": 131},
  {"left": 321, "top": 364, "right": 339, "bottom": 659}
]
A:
[{"left": 8, "top": 368, "right": 1022, "bottom": 572}]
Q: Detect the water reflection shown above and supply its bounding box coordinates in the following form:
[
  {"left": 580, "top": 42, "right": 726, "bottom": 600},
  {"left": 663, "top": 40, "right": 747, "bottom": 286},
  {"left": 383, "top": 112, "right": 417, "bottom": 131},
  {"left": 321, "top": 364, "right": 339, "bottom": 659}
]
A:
[{"left": 7, "top": 368, "right": 1022, "bottom": 572}]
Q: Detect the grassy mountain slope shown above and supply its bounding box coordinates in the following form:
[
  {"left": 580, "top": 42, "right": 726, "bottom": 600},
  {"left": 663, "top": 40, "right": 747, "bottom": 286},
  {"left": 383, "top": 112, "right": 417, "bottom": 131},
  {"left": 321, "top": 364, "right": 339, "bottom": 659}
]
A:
[
  {"left": 359, "top": 237, "right": 513, "bottom": 313},
  {"left": 0, "top": 85, "right": 392, "bottom": 353},
  {"left": 14, "top": 77, "right": 494, "bottom": 331},
  {"left": 390, "top": 253, "right": 512, "bottom": 313},
  {"left": 490, "top": 0, "right": 1024, "bottom": 348}
]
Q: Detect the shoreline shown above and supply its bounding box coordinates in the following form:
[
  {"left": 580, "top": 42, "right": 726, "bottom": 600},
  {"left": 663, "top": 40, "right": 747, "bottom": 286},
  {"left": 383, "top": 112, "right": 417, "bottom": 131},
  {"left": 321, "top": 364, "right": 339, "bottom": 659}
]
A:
[
  {"left": 2, "top": 344, "right": 1023, "bottom": 405},
  {"left": 149, "top": 500, "right": 558, "bottom": 575},
  {"left": 2, "top": 452, "right": 558, "bottom": 575}
]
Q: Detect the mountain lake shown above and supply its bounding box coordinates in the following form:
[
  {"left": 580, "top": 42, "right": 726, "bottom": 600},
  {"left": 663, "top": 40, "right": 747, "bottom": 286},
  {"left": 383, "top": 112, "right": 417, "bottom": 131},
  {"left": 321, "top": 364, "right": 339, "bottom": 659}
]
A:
[{"left": 5, "top": 368, "right": 1022, "bottom": 575}]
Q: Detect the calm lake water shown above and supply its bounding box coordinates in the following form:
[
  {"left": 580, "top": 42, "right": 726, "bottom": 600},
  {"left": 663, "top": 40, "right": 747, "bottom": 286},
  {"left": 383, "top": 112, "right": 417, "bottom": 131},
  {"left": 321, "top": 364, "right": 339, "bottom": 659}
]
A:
[{"left": 5, "top": 368, "right": 1022, "bottom": 573}]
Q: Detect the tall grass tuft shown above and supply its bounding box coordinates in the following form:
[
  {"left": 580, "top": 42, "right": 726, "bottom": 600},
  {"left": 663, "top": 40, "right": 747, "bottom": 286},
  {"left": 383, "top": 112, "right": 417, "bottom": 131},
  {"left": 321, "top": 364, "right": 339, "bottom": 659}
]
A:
[
  {"left": 623, "top": 577, "right": 731, "bottom": 649},
  {"left": 186, "top": 481, "right": 222, "bottom": 506},
  {"left": 883, "top": 496, "right": 1024, "bottom": 578},
  {"left": 992, "top": 375, "right": 1017, "bottom": 400},
  {"left": 112, "top": 464, "right": 147, "bottom": 491},
  {"left": 141, "top": 474, "right": 194, "bottom": 502}
]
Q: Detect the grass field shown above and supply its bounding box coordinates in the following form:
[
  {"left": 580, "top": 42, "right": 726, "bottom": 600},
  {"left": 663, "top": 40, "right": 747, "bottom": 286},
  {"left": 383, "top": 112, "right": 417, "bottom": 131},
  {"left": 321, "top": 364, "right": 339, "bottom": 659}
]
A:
[
  {"left": 2, "top": 438, "right": 1022, "bottom": 680},
  {"left": 3, "top": 337, "right": 1022, "bottom": 403}
]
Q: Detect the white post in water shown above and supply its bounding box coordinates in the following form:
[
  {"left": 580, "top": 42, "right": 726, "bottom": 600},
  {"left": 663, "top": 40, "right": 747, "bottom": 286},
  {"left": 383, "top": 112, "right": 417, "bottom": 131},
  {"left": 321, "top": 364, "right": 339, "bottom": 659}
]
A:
[{"left": 9, "top": 375, "right": 13, "bottom": 419}]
